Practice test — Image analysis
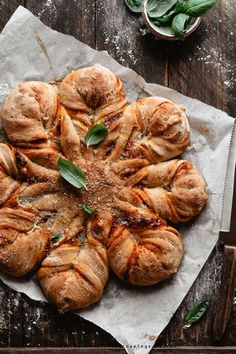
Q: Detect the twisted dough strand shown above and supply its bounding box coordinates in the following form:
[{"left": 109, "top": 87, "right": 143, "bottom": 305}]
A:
[
  {"left": 110, "top": 97, "right": 190, "bottom": 162},
  {"left": 108, "top": 220, "right": 183, "bottom": 286},
  {"left": 127, "top": 159, "right": 208, "bottom": 223}
]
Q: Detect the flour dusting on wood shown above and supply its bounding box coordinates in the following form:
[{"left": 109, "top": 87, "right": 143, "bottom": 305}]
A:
[{"left": 36, "top": 0, "right": 60, "bottom": 18}]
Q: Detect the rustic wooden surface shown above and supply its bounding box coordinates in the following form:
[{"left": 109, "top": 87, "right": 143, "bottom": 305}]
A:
[
  {"left": 213, "top": 246, "right": 236, "bottom": 341},
  {"left": 0, "top": 0, "right": 236, "bottom": 352}
]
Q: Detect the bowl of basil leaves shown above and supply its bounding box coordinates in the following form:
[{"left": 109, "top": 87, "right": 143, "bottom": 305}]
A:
[{"left": 124, "top": 0, "right": 217, "bottom": 41}]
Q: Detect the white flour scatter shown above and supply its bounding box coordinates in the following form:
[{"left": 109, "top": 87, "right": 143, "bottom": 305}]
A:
[
  {"left": 98, "top": 1, "right": 140, "bottom": 67},
  {"left": 192, "top": 44, "right": 236, "bottom": 90},
  {"left": 36, "top": 0, "right": 59, "bottom": 18},
  {"left": 0, "top": 313, "right": 7, "bottom": 331},
  {"left": 103, "top": 33, "right": 138, "bottom": 66},
  {"left": 140, "top": 28, "right": 148, "bottom": 36}
]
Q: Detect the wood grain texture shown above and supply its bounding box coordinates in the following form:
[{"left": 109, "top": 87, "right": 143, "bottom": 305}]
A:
[
  {"left": 0, "top": 0, "right": 235, "bottom": 351},
  {"left": 25, "top": 0, "right": 96, "bottom": 47},
  {"left": 167, "top": 1, "right": 236, "bottom": 114},
  {"left": 0, "top": 0, "right": 24, "bottom": 32},
  {"left": 213, "top": 246, "right": 236, "bottom": 341},
  {"left": 1, "top": 347, "right": 236, "bottom": 354}
]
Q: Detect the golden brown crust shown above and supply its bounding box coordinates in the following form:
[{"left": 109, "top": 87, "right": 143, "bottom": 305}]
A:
[
  {"left": 0, "top": 143, "right": 20, "bottom": 206},
  {"left": 127, "top": 159, "right": 208, "bottom": 222},
  {"left": 59, "top": 63, "right": 126, "bottom": 107},
  {"left": 1, "top": 81, "right": 58, "bottom": 147},
  {"left": 59, "top": 64, "right": 126, "bottom": 125},
  {"left": 110, "top": 97, "right": 190, "bottom": 162},
  {"left": 0, "top": 208, "right": 49, "bottom": 277},
  {"left": 38, "top": 236, "right": 109, "bottom": 312},
  {"left": 0, "top": 64, "right": 208, "bottom": 311},
  {"left": 107, "top": 220, "right": 183, "bottom": 286}
]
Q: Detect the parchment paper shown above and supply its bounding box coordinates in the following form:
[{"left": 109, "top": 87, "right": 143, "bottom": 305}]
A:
[{"left": 0, "top": 6, "right": 235, "bottom": 354}]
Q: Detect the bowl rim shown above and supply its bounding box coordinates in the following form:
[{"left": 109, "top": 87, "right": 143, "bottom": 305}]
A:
[{"left": 142, "top": 0, "right": 201, "bottom": 41}]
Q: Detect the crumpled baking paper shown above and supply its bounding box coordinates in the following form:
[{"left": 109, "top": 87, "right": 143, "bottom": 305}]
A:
[{"left": 0, "top": 6, "right": 235, "bottom": 354}]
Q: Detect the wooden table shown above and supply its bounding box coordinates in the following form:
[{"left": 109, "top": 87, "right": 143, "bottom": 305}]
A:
[{"left": 0, "top": 1, "right": 236, "bottom": 353}]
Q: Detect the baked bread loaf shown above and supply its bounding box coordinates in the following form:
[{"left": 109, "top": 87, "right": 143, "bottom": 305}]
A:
[
  {"left": 0, "top": 144, "right": 48, "bottom": 276},
  {"left": 1, "top": 81, "right": 57, "bottom": 148},
  {"left": 38, "top": 228, "right": 109, "bottom": 312},
  {"left": 0, "top": 64, "right": 208, "bottom": 311},
  {"left": 110, "top": 97, "right": 190, "bottom": 162},
  {"left": 107, "top": 213, "right": 183, "bottom": 286},
  {"left": 126, "top": 159, "right": 208, "bottom": 223}
]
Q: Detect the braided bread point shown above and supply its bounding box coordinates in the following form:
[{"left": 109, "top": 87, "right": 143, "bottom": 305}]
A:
[
  {"left": 110, "top": 97, "right": 190, "bottom": 163},
  {"left": 0, "top": 208, "right": 49, "bottom": 277},
  {"left": 0, "top": 144, "right": 20, "bottom": 206},
  {"left": 107, "top": 218, "right": 183, "bottom": 286},
  {"left": 127, "top": 159, "right": 208, "bottom": 223},
  {"left": 38, "top": 232, "right": 109, "bottom": 313},
  {"left": 1, "top": 81, "right": 58, "bottom": 148},
  {"left": 59, "top": 64, "right": 126, "bottom": 125}
]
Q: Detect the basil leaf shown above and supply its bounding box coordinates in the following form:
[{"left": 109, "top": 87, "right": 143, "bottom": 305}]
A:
[
  {"left": 152, "top": 19, "right": 162, "bottom": 26},
  {"left": 186, "top": 300, "right": 209, "bottom": 326},
  {"left": 148, "top": 0, "right": 178, "bottom": 18},
  {"left": 147, "top": 0, "right": 159, "bottom": 12},
  {"left": 175, "top": 0, "right": 187, "bottom": 13},
  {"left": 124, "top": 0, "right": 142, "bottom": 13},
  {"left": 185, "top": 0, "right": 217, "bottom": 17},
  {"left": 57, "top": 157, "right": 87, "bottom": 190},
  {"left": 154, "top": 7, "right": 177, "bottom": 25},
  {"left": 171, "top": 13, "right": 190, "bottom": 40},
  {"left": 81, "top": 204, "right": 96, "bottom": 215},
  {"left": 51, "top": 233, "right": 62, "bottom": 244},
  {"left": 85, "top": 124, "right": 108, "bottom": 147}
]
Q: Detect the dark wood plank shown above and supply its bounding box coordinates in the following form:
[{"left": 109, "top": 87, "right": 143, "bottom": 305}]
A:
[
  {"left": 0, "top": 281, "right": 22, "bottom": 347},
  {"left": 25, "top": 0, "right": 96, "bottom": 47},
  {"left": 20, "top": 294, "right": 120, "bottom": 348},
  {"left": 163, "top": 244, "right": 222, "bottom": 347},
  {"left": 1, "top": 347, "right": 236, "bottom": 353},
  {"left": 167, "top": 0, "right": 236, "bottom": 114},
  {"left": 213, "top": 246, "right": 236, "bottom": 341}
]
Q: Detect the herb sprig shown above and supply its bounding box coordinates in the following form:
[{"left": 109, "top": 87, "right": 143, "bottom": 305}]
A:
[
  {"left": 51, "top": 233, "right": 63, "bottom": 244},
  {"left": 185, "top": 300, "right": 209, "bottom": 326},
  {"left": 124, "top": 0, "right": 142, "bottom": 13},
  {"left": 85, "top": 124, "right": 108, "bottom": 147},
  {"left": 124, "top": 0, "right": 218, "bottom": 40},
  {"left": 81, "top": 204, "right": 97, "bottom": 215},
  {"left": 57, "top": 157, "right": 87, "bottom": 190}
]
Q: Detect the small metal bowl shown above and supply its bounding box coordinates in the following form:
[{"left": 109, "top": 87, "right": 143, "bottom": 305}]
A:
[{"left": 142, "top": 0, "right": 201, "bottom": 41}]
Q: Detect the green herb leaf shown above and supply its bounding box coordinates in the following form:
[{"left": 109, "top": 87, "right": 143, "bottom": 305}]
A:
[
  {"left": 147, "top": 0, "right": 159, "bottom": 12},
  {"left": 51, "top": 233, "right": 62, "bottom": 244},
  {"left": 153, "top": 7, "right": 177, "bottom": 25},
  {"left": 85, "top": 124, "right": 108, "bottom": 148},
  {"left": 57, "top": 157, "right": 87, "bottom": 190},
  {"left": 175, "top": 0, "right": 187, "bottom": 13},
  {"left": 81, "top": 204, "right": 96, "bottom": 215},
  {"left": 148, "top": 0, "right": 178, "bottom": 18},
  {"left": 185, "top": 0, "right": 217, "bottom": 17},
  {"left": 124, "top": 0, "right": 142, "bottom": 13},
  {"left": 171, "top": 13, "right": 190, "bottom": 40},
  {"left": 186, "top": 300, "right": 209, "bottom": 326}
]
